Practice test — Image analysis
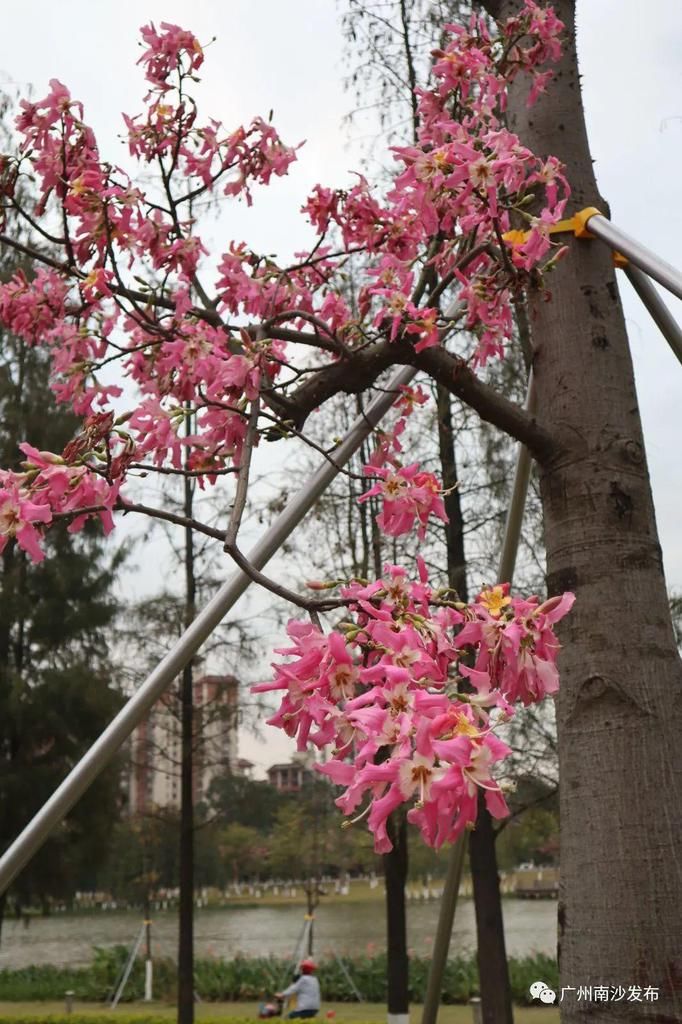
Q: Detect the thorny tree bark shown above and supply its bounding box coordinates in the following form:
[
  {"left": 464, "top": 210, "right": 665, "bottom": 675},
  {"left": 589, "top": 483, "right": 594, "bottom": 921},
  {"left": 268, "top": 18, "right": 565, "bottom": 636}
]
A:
[{"left": 478, "top": 2, "right": 682, "bottom": 1021}]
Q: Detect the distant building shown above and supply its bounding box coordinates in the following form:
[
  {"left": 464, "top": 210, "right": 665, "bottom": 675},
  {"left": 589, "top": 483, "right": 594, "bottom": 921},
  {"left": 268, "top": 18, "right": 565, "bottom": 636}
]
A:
[
  {"left": 267, "top": 753, "right": 314, "bottom": 793},
  {"left": 128, "top": 674, "right": 240, "bottom": 815},
  {"left": 234, "top": 757, "right": 254, "bottom": 778}
]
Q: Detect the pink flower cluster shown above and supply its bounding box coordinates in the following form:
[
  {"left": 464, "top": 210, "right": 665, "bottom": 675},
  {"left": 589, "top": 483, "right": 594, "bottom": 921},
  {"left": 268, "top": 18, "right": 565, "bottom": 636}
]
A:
[
  {"left": 359, "top": 463, "right": 448, "bottom": 540},
  {"left": 255, "top": 568, "right": 574, "bottom": 852},
  {"left": 0, "top": 6, "right": 568, "bottom": 558},
  {"left": 0, "top": 440, "right": 118, "bottom": 562}
]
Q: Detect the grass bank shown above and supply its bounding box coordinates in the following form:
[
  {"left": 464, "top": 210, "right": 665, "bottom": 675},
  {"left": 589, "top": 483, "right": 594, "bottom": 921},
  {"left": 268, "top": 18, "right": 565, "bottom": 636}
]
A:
[
  {"left": 0, "top": 1002, "right": 559, "bottom": 1024},
  {"left": 209, "top": 872, "right": 558, "bottom": 910}
]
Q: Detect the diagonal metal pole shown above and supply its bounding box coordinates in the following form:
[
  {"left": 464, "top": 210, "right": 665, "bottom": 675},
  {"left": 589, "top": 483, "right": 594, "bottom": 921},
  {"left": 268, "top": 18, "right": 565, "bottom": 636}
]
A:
[
  {"left": 584, "top": 213, "right": 682, "bottom": 301},
  {"left": 420, "top": 370, "right": 536, "bottom": 1024},
  {"left": 0, "top": 360, "right": 423, "bottom": 896},
  {"left": 622, "top": 264, "right": 682, "bottom": 366},
  {"left": 110, "top": 920, "right": 146, "bottom": 1009}
]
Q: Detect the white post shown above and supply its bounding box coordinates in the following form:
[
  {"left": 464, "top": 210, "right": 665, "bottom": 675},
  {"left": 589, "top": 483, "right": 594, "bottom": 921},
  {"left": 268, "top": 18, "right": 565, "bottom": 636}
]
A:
[{"left": 144, "top": 958, "right": 153, "bottom": 1002}]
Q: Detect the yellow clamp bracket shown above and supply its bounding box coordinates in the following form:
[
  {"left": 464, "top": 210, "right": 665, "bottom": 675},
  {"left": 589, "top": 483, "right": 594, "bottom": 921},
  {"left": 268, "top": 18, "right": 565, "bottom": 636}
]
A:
[
  {"left": 570, "top": 206, "right": 603, "bottom": 238},
  {"left": 304, "top": 913, "right": 315, "bottom": 921},
  {"left": 502, "top": 206, "right": 627, "bottom": 267}
]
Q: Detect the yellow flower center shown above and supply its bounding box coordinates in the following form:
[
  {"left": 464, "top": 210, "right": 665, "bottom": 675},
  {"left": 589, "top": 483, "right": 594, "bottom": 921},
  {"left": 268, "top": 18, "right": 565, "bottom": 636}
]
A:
[{"left": 479, "top": 585, "right": 511, "bottom": 618}]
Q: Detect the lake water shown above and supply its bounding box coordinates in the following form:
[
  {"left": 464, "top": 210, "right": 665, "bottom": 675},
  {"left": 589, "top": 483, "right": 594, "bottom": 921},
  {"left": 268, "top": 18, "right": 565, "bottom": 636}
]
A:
[{"left": 0, "top": 899, "right": 556, "bottom": 969}]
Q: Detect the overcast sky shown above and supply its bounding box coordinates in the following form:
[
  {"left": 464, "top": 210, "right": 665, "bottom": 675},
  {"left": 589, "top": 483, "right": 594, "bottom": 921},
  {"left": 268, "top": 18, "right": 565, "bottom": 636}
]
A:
[{"left": 1, "top": 1, "right": 681, "bottom": 777}]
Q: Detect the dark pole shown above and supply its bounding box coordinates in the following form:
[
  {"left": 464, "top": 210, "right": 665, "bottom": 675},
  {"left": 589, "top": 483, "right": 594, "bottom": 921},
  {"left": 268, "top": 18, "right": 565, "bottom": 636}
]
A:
[
  {"left": 469, "top": 793, "right": 513, "bottom": 1024},
  {"left": 177, "top": 416, "right": 196, "bottom": 1024},
  {"left": 383, "top": 811, "right": 409, "bottom": 1023}
]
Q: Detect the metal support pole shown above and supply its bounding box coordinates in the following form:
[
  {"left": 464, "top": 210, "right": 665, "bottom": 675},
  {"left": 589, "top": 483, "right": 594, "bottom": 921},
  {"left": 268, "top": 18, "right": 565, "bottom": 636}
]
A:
[
  {"left": 623, "top": 264, "right": 682, "bottom": 367},
  {"left": 111, "top": 921, "right": 146, "bottom": 1009},
  {"left": 334, "top": 954, "right": 364, "bottom": 1002},
  {"left": 585, "top": 214, "right": 682, "bottom": 301},
  {"left": 420, "top": 370, "right": 536, "bottom": 1024},
  {"left": 497, "top": 369, "right": 537, "bottom": 584},
  {"left": 419, "top": 838, "right": 467, "bottom": 1024},
  {"left": 0, "top": 359, "right": 422, "bottom": 896}
]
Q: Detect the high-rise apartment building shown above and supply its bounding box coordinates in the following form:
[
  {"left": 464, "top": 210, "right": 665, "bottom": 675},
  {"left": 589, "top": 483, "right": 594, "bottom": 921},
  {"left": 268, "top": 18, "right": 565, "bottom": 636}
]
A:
[{"left": 128, "top": 674, "right": 239, "bottom": 815}]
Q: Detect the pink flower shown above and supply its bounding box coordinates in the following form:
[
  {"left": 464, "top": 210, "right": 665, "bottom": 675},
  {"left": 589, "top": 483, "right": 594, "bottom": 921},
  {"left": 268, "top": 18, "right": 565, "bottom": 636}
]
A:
[
  {"left": 138, "top": 22, "right": 204, "bottom": 91},
  {"left": 0, "top": 483, "right": 52, "bottom": 562},
  {"left": 359, "top": 463, "right": 448, "bottom": 539}
]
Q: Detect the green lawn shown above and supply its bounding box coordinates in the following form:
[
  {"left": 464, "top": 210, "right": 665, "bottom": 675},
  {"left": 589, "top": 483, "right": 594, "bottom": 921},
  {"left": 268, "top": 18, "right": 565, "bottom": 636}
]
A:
[{"left": 0, "top": 1001, "right": 558, "bottom": 1024}]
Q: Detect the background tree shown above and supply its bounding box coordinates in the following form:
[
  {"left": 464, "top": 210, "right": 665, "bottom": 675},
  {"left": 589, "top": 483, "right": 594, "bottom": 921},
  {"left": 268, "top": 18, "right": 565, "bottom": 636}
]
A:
[
  {"left": 118, "top": 580, "right": 251, "bottom": 1024},
  {"left": 0, "top": 222, "right": 125, "bottom": 940},
  {"left": 208, "top": 773, "right": 292, "bottom": 833}
]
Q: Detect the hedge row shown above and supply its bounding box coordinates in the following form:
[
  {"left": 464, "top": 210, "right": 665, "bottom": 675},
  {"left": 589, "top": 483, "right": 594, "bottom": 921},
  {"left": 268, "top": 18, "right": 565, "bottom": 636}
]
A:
[
  {"left": 0, "top": 1018, "right": 178, "bottom": 1024},
  {"left": 0, "top": 1018, "right": 264, "bottom": 1024},
  {"left": 0, "top": 951, "right": 558, "bottom": 1005}
]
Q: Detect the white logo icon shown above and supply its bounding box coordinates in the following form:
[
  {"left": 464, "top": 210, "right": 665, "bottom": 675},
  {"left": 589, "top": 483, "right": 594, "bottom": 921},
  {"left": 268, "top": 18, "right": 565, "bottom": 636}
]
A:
[{"left": 530, "top": 981, "right": 557, "bottom": 1004}]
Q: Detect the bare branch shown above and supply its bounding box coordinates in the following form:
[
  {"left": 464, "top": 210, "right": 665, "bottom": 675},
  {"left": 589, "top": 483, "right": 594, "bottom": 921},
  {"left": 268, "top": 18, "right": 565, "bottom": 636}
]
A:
[
  {"left": 116, "top": 499, "right": 225, "bottom": 541},
  {"left": 224, "top": 395, "right": 260, "bottom": 549},
  {"left": 222, "top": 538, "right": 346, "bottom": 613}
]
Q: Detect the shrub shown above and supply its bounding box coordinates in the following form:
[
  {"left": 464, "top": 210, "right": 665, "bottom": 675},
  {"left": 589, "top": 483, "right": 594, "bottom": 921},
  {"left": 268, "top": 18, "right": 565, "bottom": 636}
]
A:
[{"left": 0, "top": 952, "right": 557, "bottom": 1005}]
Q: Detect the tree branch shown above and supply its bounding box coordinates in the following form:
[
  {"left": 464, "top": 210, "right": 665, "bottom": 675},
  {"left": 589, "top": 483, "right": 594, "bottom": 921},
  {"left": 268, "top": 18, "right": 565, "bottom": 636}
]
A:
[
  {"left": 221, "top": 538, "right": 346, "bottom": 613},
  {"left": 266, "top": 337, "right": 556, "bottom": 460},
  {"left": 116, "top": 499, "right": 225, "bottom": 541},
  {"left": 224, "top": 396, "right": 260, "bottom": 549},
  {"left": 411, "top": 344, "right": 555, "bottom": 458}
]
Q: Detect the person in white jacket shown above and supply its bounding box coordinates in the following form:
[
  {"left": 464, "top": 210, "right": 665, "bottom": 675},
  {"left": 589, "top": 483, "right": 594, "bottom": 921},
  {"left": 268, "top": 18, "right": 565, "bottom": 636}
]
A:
[{"left": 277, "top": 959, "right": 321, "bottom": 1019}]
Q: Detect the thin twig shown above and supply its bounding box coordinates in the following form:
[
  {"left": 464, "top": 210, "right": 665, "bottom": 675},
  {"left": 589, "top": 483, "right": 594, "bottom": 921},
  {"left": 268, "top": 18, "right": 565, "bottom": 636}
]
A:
[{"left": 222, "top": 538, "right": 346, "bottom": 613}]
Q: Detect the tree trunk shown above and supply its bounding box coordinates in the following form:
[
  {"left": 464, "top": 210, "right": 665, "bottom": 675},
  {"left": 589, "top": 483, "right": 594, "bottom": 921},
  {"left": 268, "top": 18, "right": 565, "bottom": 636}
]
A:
[
  {"left": 177, "top": 660, "right": 194, "bottom": 1024},
  {"left": 484, "top": 2, "right": 682, "bottom": 1020},
  {"left": 436, "top": 384, "right": 469, "bottom": 602},
  {"left": 306, "top": 880, "right": 316, "bottom": 957},
  {"left": 438, "top": 387, "right": 514, "bottom": 1024},
  {"left": 469, "top": 793, "right": 513, "bottom": 1024},
  {"left": 177, "top": 462, "right": 196, "bottom": 1024},
  {"left": 383, "top": 811, "right": 409, "bottom": 1024}
]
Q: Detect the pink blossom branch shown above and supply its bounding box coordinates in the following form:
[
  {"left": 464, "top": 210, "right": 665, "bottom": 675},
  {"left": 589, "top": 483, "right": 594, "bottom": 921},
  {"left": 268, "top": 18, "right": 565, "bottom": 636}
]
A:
[
  {"left": 52, "top": 500, "right": 226, "bottom": 544},
  {"left": 0, "top": 232, "right": 225, "bottom": 328},
  {"left": 264, "top": 310, "right": 350, "bottom": 356}
]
